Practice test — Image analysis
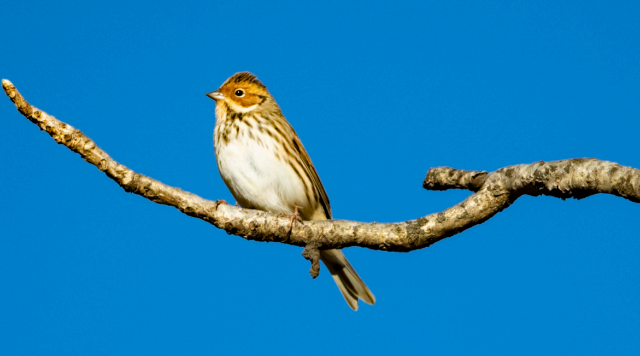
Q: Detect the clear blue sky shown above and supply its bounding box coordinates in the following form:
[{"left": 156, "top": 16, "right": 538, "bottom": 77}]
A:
[{"left": 2, "top": 1, "right": 639, "bottom": 354}]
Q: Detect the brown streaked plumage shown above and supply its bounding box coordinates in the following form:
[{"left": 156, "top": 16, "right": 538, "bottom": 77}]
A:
[{"left": 206, "top": 72, "right": 375, "bottom": 310}]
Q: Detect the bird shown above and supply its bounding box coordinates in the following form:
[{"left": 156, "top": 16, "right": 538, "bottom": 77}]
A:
[{"left": 206, "top": 72, "right": 375, "bottom": 310}]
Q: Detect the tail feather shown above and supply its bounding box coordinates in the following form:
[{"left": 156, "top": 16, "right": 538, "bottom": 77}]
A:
[{"left": 320, "top": 249, "right": 375, "bottom": 311}]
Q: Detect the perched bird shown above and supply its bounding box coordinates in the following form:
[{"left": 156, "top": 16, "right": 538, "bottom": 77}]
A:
[{"left": 206, "top": 72, "right": 375, "bottom": 310}]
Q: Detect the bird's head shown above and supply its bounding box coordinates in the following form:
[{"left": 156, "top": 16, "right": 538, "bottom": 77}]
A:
[{"left": 206, "top": 72, "right": 272, "bottom": 113}]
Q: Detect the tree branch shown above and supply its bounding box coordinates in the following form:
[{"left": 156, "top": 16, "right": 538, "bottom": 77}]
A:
[{"left": 4, "top": 79, "right": 639, "bottom": 256}]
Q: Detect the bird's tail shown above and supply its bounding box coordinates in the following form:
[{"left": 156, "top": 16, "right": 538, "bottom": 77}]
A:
[{"left": 319, "top": 249, "right": 375, "bottom": 311}]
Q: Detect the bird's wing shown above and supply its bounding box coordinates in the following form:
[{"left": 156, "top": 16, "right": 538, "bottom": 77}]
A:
[{"left": 291, "top": 133, "right": 332, "bottom": 220}]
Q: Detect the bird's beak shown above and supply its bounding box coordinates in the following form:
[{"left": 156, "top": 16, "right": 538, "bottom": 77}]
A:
[{"left": 206, "top": 91, "right": 225, "bottom": 101}]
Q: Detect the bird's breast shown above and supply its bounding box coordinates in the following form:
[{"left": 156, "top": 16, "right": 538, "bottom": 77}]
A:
[{"left": 214, "top": 118, "right": 311, "bottom": 216}]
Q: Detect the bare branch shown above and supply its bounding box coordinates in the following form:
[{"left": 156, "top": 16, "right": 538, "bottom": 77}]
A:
[
  {"left": 424, "top": 161, "right": 640, "bottom": 203},
  {"left": 423, "top": 167, "right": 488, "bottom": 192},
  {"left": 4, "top": 79, "right": 639, "bottom": 255}
]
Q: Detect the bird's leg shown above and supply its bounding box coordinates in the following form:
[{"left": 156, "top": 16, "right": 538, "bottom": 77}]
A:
[
  {"left": 289, "top": 205, "right": 301, "bottom": 231},
  {"left": 278, "top": 206, "right": 302, "bottom": 234}
]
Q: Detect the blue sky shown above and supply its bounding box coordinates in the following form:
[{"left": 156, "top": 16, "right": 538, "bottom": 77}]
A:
[{"left": 1, "top": 0, "right": 639, "bottom": 354}]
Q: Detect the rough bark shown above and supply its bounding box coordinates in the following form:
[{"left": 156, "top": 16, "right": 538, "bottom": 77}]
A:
[{"left": 4, "top": 79, "right": 639, "bottom": 272}]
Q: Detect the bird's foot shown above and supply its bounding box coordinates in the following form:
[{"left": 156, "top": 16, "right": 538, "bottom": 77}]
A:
[{"left": 279, "top": 206, "right": 302, "bottom": 234}]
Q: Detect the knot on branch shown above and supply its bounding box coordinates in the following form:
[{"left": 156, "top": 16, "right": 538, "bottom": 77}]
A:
[
  {"left": 215, "top": 199, "right": 229, "bottom": 208},
  {"left": 302, "top": 243, "right": 321, "bottom": 279}
]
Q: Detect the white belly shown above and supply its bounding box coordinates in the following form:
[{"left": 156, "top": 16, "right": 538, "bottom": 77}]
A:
[{"left": 215, "top": 133, "right": 309, "bottom": 215}]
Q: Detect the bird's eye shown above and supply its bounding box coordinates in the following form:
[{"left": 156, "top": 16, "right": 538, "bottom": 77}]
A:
[{"left": 235, "top": 89, "right": 245, "bottom": 97}]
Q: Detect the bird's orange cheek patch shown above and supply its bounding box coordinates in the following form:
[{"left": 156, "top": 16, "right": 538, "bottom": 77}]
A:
[{"left": 237, "top": 95, "right": 262, "bottom": 108}]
